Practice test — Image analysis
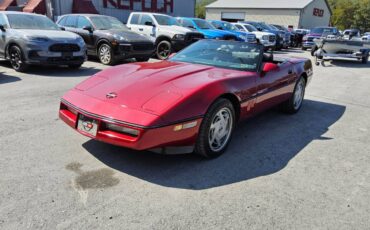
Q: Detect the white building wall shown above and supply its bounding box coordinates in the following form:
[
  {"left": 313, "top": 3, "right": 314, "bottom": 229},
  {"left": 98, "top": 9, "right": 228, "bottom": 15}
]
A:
[
  {"left": 300, "top": 0, "right": 331, "bottom": 28},
  {"left": 206, "top": 8, "right": 301, "bottom": 28}
]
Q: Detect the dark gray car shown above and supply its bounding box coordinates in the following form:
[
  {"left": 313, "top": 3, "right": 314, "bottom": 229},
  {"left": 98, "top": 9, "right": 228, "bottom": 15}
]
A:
[{"left": 0, "top": 12, "right": 86, "bottom": 72}]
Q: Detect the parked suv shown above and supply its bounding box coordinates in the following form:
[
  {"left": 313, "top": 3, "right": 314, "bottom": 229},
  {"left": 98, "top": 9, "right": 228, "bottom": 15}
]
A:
[
  {"left": 207, "top": 20, "right": 256, "bottom": 43},
  {"left": 0, "top": 11, "right": 86, "bottom": 72},
  {"left": 127, "top": 13, "right": 204, "bottom": 60},
  {"left": 232, "top": 22, "right": 276, "bottom": 49},
  {"left": 242, "top": 21, "right": 285, "bottom": 50},
  {"left": 57, "top": 14, "right": 155, "bottom": 65}
]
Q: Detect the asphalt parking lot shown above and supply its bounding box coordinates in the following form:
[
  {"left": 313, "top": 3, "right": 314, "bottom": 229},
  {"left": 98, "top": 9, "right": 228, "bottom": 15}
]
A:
[{"left": 1, "top": 50, "right": 370, "bottom": 229}]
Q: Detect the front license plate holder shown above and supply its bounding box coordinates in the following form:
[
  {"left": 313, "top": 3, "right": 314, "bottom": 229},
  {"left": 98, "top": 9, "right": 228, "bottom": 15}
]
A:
[
  {"left": 77, "top": 115, "right": 98, "bottom": 137},
  {"left": 62, "top": 52, "right": 73, "bottom": 58}
]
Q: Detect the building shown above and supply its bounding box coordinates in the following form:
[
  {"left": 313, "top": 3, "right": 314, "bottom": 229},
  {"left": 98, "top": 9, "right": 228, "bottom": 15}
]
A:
[
  {"left": 0, "top": 0, "right": 196, "bottom": 22},
  {"left": 205, "top": 0, "right": 332, "bottom": 29}
]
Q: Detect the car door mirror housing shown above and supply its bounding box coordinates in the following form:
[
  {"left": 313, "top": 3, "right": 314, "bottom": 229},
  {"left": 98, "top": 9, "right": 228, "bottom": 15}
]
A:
[
  {"left": 0, "top": 24, "right": 6, "bottom": 32},
  {"left": 59, "top": 26, "right": 66, "bottom": 31},
  {"left": 145, "top": 21, "right": 155, "bottom": 27},
  {"left": 83, "top": 26, "right": 93, "bottom": 32},
  {"left": 262, "top": 62, "right": 279, "bottom": 73}
]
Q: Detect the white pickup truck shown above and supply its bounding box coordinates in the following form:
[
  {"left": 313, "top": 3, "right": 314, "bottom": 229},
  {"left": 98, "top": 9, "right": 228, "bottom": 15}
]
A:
[
  {"left": 233, "top": 22, "right": 276, "bottom": 50},
  {"left": 127, "top": 12, "right": 204, "bottom": 60}
]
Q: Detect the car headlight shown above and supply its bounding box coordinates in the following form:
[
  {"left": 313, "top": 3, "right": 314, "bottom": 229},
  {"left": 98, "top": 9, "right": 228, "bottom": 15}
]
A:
[
  {"left": 113, "top": 34, "right": 127, "bottom": 42},
  {"left": 173, "top": 34, "right": 185, "bottom": 40},
  {"left": 105, "top": 123, "right": 140, "bottom": 137},
  {"left": 26, "top": 36, "right": 49, "bottom": 43}
]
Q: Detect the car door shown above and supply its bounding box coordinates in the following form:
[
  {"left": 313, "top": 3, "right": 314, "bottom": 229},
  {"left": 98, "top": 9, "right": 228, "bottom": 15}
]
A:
[
  {"left": 0, "top": 13, "right": 8, "bottom": 58},
  {"left": 138, "top": 14, "right": 156, "bottom": 38},
  {"left": 254, "top": 59, "right": 296, "bottom": 113},
  {"left": 127, "top": 13, "right": 141, "bottom": 33},
  {"left": 75, "top": 16, "right": 95, "bottom": 53}
]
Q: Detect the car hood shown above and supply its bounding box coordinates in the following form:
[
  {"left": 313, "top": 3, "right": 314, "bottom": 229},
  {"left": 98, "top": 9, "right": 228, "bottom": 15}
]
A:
[
  {"left": 159, "top": 25, "right": 195, "bottom": 34},
  {"left": 98, "top": 29, "right": 152, "bottom": 42},
  {"left": 72, "top": 61, "right": 245, "bottom": 115},
  {"left": 253, "top": 31, "right": 275, "bottom": 37},
  {"left": 199, "top": 29, "right": 231, "bottom": 38},
  {"left": 20, "top": 29, "right": 80, "bottom": 40}
]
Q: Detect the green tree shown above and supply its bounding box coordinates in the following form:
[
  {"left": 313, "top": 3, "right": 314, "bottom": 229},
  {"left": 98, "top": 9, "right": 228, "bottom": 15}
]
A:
[
  {"left": 352, "top": 0, "right": 370, "bottom": 32},
  {"left": 196, "top": 0, "right": 216, "bottom": 19}
]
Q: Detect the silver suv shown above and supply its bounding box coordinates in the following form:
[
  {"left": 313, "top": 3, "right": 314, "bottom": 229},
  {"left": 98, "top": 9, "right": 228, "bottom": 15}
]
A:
[
  {"left": 0, "top": 12, "right": 86, "bottom": 72},
  {"left": 127, "top": 12, "right": 204, "bottom": 60}
]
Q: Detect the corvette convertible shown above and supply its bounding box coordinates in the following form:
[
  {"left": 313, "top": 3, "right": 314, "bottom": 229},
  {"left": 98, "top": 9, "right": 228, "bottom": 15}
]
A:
[{"left": 59, "top": 40, "right": 313, "bottom": 158}]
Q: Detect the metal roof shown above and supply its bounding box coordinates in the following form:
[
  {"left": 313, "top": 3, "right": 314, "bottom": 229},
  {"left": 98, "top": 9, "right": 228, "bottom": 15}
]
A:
[{"left": 206, "top": 0, "right": 314, "bottom": 9}]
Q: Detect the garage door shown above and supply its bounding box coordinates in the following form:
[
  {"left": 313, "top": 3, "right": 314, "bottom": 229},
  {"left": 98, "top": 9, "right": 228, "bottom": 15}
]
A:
[{"left": 221, "top": 12, "right": 245, "bottom": 22}]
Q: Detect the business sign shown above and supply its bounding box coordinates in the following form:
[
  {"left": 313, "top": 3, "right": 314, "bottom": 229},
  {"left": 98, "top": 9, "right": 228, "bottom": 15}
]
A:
[
  {"left": 313, "top": 8, "right": 324, "bottom": 17},
  {"left": 103, "top": 0, "right": 174, "bottom": 13}
]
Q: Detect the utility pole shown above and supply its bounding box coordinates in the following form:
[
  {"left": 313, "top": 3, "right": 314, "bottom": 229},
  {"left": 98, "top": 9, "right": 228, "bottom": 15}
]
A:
[{"left": 45, "top": 0, "right": 53, "bottom": 19}]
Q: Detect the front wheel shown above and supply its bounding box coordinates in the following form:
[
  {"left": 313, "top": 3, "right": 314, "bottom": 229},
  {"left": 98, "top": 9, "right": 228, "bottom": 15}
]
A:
[
  {"left": 156, "top": 40, "right": 172, "bottom": 60},
  {"left": 195, "top": 99, "right": 235, "bottom": 158},
  {"left": 9, "top": 46, "right": 29, "bottom": 72},
  {"left": 282, "top": 77, "right": 306, "bottom": 114},
  {"left": 98, "top": 43, "right": 115, "bottom": 65}
]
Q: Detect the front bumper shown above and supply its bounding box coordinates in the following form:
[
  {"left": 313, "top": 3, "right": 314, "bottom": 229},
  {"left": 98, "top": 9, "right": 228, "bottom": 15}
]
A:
[
  {"left": 59, "top": 100, "right": 202, "bottom": 152},
  {"left": 302, "top": 41, "right": 316, "bottom": 48},
  {"left": 114, "top": 43, "right": 155, "bottom": 60},
  {"left": 260, "top": 40, "right": 276, "bottom": 47}
]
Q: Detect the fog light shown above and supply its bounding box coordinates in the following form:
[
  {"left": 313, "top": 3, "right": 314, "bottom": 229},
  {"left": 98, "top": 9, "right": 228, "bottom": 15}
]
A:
[
  {"left": 106, "top": 123, "right": 140, "bottom": 137},
  {"left": 173, "top": 121, "right": 198, "bottom": 131}
]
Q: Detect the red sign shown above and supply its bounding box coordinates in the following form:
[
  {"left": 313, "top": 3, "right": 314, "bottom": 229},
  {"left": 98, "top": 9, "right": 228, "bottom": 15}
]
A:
[
  {"left": 103, "top": 0, "right": 174, "bottom": 13},
  {"left": 313, "top": 8, "right": 324, "bottom": 17}
]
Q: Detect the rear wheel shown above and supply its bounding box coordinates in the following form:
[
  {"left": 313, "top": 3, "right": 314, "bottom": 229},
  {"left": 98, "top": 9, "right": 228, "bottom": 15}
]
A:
[
  {"left": 9, "top": 45, "right": 29, "bottom": 72},
  {"left": 282, "top": 77, "right": 306, "bottom": 114},
  {"left": 156, "top": 40, "right": 171, "bottom": 60},
  {"left": 98, "top": 43, "right": 115, "bottom": 65},
  {"left": 361, "top": 54, "right": 369, "bottom": 64},
  {"left": 195, "top": 99, "right": 235, "bottom": 158}
]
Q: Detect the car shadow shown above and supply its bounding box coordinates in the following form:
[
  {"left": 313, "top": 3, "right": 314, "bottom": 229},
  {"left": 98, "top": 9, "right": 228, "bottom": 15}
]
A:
[
  {"left": 0, "top": 72, "right": 21, "bottom": 84},
  {"left": 82, "top": 99, "right": 346, "bottom": 190}
]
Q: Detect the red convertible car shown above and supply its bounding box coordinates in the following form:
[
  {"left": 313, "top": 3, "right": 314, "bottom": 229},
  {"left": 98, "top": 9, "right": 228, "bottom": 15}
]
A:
[{"left": 59, "top": 40, "right": 313, "bottom": 158}]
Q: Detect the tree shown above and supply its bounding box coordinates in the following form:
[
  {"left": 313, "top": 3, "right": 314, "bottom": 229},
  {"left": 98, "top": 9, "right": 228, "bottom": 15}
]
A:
[{"left": 196, "top": 0, "right": 216, "bottom": 19}]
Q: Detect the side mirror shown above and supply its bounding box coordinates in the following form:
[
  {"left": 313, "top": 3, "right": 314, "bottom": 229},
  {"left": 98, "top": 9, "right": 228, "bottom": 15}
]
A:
[
  {"left": 83, "top": 26, "right": 93, "bottom": 32},
  {"left": 262, "top": 62, "right": 279, "bottom": 73},
  {"left": 145, "top": 21, "right": 155, "bottom": 27},
  {"left": 0, "top": 24, "right": 6, "bottom": 32},
  {"left": 59, "top": 26, "right": 66, "bottom": 31}
]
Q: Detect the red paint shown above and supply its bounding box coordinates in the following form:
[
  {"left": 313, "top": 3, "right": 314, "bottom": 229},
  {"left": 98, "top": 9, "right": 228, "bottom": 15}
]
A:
[
  {"left": 103, "top": 0, "right": 174, "bottom": 13},
  {"left": 60, "top": 58, "right": 312, "bottom": 152},
  {"left": 313, "top": 8, "right": 324, "bottom": 17}
]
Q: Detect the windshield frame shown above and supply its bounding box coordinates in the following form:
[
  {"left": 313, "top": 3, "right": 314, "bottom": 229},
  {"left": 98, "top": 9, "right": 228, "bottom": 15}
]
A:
[
  {"left": 169, "top": 40, "right": 264, "bottom": 72},
  {"left": 6, "top": 14, "right": 60, "bottom": 30}
]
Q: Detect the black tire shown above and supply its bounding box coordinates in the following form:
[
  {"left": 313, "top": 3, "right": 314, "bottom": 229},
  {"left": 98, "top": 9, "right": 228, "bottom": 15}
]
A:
[
  {"left": 361, "top": 54, "right": 369, "bottom": 64},
  {"left": 98, "top": 43, "right": 116, "bottom": 65},
  {"left": 156, "top": 40, "right": 172, "bottom": 60},
  {"left": 9, "top": 45, "right": 29, "bottom": 72},
  {"left": 136, "top": 57, "right": 150, "bottom": 62},
  {"left": 302, "top": 47, "right": 307, "bottom": 51},
  {"left": 282, "top": 77, "right": 306, "bottom": 114},
  {"left": 195, "top": 98, "right": 235, "bottom": 158},
  {"left": 68, "top": 63, "right": 83, "bottom": 69}
]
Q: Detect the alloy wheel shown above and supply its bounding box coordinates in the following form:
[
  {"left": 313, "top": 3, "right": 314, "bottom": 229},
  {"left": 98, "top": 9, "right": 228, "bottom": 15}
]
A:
[
  {"left": 99, "top": 44, "right": 112, "bottom": 64},
  {"left": 208, "top": 108, "right": 233, "bottom": 152},
  {"left": 293, "top": 79, "right": 305, "bottom": 110}
]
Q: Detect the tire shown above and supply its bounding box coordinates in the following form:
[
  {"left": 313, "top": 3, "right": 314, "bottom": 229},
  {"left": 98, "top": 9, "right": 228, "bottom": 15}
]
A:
[
  {"left": 361, "top": 54, "right": 369, "bottom": 64},
  {"left": 68, "top": 63, "right": 83, "bottom": 69},
  {"left": 136, "top": 57, "right": 150, "bottom": 62},
  {"left": 282, "top": 77, "right": 306, "bottom": 114},
  {"left": 195, "top": 98, "right": 235, "bottom": 158},
  {"left": 9, "top": 45, "right": 29, "bottom": 72},
  {"left": 98, "top": 43, "right": 115, "bottom": 65},
  {"left": 302, "top": 47, "right": 307, "bottom": 51},
  {"left": 156, "top": 40, "right": 172, "bottom": 60}
]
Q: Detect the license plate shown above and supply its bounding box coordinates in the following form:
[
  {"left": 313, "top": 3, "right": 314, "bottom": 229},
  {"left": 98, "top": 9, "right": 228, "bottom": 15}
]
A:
[
  {"left": 62, "top": 52, "right": 73, "bottom": 58},
  {"left": 77, "top": 115, "right": 98, "bottom": 137}
]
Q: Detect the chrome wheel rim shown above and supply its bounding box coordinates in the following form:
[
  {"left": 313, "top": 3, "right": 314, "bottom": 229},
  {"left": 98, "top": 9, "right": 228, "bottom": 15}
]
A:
[
  {"left": 99, "top": 45, "right": 111, "bottom": 64},
  {"left": 10, "top": 49, "right": 22, "bottom": 70},
  {"left": 293, "top": 79, "right": 305, "bottom": 110},
  {"left": 157, "top": 43, "right": 170, "bottom": 59},
  {"left": 208, "top": 108, "right": 233, "bottom": 152}
]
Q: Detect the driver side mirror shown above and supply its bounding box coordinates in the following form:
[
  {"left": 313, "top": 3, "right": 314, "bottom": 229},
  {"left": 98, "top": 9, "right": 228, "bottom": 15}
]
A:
[
  {"left": 145, "top": 21, "right": 155, "bottom": 27},
  {"left": 83, "top": 26, "right": 93, "bottom": 32},
  {"left": 0, "top": 24, "right": 6, "bottom": 32},
  {"left": 262, "top": 62, "right": 279, "bottom": 75}
]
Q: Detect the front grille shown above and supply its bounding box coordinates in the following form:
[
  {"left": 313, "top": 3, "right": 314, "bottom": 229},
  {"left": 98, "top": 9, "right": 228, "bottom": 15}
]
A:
[
  {"left": 133, "top": 43, "right": 155, "bottom": 51},
  {"left": 246, "top": 34, "right": 256, "bottom": 42},
  {"left": 269, "top": 35, "right": 276, "bottom": 42},
  {"left": 185, "top": 33, "right": 204, "bottom": 43},
  {"left": 223, "top": 35, "right": 237, "bottom": 40},
  {"left": 49, "top": 44, "right": 80, "bottom": 52},
  {"left": 307, "top": 37, "right": 314, "bottom": 42}
]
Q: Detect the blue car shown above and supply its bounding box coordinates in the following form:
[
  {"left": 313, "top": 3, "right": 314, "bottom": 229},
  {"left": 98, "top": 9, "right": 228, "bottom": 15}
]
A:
[
  {"left": 209, "top": 20, "right": 256, "bottom": 43},
  {"left": 176, "top": 17, "right": 244, "bottom": 42}
]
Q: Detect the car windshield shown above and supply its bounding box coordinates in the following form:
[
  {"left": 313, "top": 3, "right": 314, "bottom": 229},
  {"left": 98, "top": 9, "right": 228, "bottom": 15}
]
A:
[
  {"left": 311, "top": 27, "right": 336, "bottom": 34},
  {"left": 194, "top": 19, "right": 214, "bottom": 29},
  {"left": 219, "top": 21, "right": 238, "bottom": 31},
  {"left": 170, "top": 40, "right": 262, "bottom": 71},
  {"left": 153, "top": 15, "right": 180, "bottom": 26},
  {"left": 7, "top": 14, "right": 60, "bottom": 30},
  {"left": 244, "top": 24, "right": 257, "bottom": 32},
  {"left": 90, "top": 16, "right": 127, "bottom": 30}
]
